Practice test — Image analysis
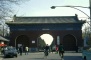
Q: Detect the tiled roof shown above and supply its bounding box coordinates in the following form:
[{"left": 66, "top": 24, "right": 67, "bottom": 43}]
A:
[
  {"left": 0, "top": 36, "right": 9, "bottom": 42},
  {"left": 6, "top": 15, "right": 85, "bottom": 24}
]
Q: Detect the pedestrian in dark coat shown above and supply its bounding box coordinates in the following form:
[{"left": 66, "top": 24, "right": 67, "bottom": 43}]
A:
[
  {"left": 19, "top": 46, "right": 23, "bottom": 55},
  {"left": 58, "top": 44, "right": 64, "bottom": 58}
]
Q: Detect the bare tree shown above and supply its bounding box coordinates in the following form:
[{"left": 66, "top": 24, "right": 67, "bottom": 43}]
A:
[{"left": 0, "top": 0, "right": 29, "bottom": 20}]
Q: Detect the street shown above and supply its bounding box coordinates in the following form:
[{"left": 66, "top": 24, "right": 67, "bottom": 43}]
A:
[{"left": 0, "top": 52, "right": 83, "bottom": 60}]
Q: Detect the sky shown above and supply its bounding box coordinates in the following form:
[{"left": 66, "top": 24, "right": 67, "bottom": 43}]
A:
[
  {"left": 12, "top": 0, "right": 90, "bottom": 45},
  {"left": 13, "top": 0, "right": 90, "bottom": 28},
  {"left": 14, "top": 0, "right": 89, "bottom": 18}
]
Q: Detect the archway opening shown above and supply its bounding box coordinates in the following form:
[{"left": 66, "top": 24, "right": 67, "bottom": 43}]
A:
[
  {"left": 37, "top": 34, "right": 53, "bottom": 51},
  {"left": 16, "top": 35, "right": 30, "bottom": 48},
  {"left": 40, "top": 34, "right": 53, "bottom": 46},
  {"left": 63, "top": 34, "right": 76, "bottom": 51}
]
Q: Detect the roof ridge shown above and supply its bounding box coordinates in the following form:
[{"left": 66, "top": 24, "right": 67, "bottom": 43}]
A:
[
  {"left": 16, "top": 16, "right": 76, "bottom": 18},
  {"left": 7, "top": 15, "right": 85, "bottom": 24}
]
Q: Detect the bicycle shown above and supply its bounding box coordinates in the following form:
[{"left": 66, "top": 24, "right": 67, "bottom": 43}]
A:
[
  {"left": 44, "top": 49, "right": 49, "bottom": 58},
  {"left": 43, "top": 44, "right": 49, "bottom": 58}
]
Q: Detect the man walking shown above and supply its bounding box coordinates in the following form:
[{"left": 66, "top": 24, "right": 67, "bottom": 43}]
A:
[
  {"left": 58, "top": 44, "right": 64, "bottom": 59},
  {"left": 19, "top": 46, "right": 23, "bottom": 56}
]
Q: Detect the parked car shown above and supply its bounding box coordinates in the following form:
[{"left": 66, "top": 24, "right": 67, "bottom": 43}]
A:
[
  {"left": 3, "top": 46, "right": 18, "bottom": 58},
  {"left": 82, "top": 47, "right": 91, "bottom": 60}
]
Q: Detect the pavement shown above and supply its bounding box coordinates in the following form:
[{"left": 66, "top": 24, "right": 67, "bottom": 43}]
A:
[{"left": 0, "top": 52, "right": 83, "bottom": 60}]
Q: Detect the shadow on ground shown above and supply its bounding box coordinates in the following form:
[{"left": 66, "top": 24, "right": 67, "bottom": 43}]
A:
[
  {"left": 28, "top": 56, "right": 82, "bottom": 60},
  {"left": 63, "top": 56, "right": 82, "bottom": 60}
]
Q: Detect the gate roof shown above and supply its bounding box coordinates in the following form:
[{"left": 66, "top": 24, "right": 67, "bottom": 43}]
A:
[{"left": 6, "top": 14, "right": 85, "bottom": 24}]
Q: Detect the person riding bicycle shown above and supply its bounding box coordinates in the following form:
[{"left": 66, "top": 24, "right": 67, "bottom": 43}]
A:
[{"left": 44, "top": 44, "right": 49, "bottom": 58}]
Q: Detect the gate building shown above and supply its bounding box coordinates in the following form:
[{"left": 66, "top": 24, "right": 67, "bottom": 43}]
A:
[{"left": 6, "top": 14, "right": 85, "bottom": 51}]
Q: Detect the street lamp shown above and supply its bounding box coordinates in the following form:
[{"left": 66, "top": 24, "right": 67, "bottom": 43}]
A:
[
  {"left": 51, "top": 5, "right": 90, "bottom": 25},
  {"left": 51, "top": 6, "right": 90, "bottom": 19},
  {"left": 51, "top": 5, "right": 90, "bottom": 29},
  {"left": 51, "top": 5, "right": 90, "bottom": 47}
]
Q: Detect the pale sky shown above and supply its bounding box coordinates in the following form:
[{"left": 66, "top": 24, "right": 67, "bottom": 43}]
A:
[
  {"left": 12, "top": 0, "right": 90, "bottom": 45},
  {"left": 14, "top": 0, "right": 90, "bottom": 28},
  {"left": 14, "top": 0, "right": 89, "bottom": 18}
]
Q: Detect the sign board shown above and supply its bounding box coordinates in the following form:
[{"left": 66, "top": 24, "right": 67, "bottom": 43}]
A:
[
  {"left": 18, "top": 44, "right": 22, "bottom": 47},
  {"left": 32, "top": 40, "right": 35, "bottom": 43},
  {"left": 57, "top": 36, "right": 60, "bottom": 45}
]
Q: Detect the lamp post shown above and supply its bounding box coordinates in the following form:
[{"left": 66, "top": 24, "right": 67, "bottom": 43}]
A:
[
  {"left": 51, "top": 5, "right": 90, "bottom": 25},
  {"left": 51, "top": 5, "right": 90, "bottom": 31},
  {"left": 89, "top": 0, "right": 91, "bottom": 33},
  {"left": 51, "top": 6, "right": 90, "bottom": 18},
  {"left": 51, "top": 4, "right": 91, "bottom": 46}
]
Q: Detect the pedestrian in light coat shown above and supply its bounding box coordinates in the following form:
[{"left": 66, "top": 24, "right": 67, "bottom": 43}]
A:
[{"left": 25, "top": 46, "right": 29, "bottom": 55}]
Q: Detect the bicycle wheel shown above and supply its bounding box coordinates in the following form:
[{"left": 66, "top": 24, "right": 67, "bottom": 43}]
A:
[{"left": 45, "top": 51, "right": 48, "bottom": 56}]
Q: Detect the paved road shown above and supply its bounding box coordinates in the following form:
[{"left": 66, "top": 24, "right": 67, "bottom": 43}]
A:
[{"left": 1, "top": 52, "right": 83, "bottom": 60}]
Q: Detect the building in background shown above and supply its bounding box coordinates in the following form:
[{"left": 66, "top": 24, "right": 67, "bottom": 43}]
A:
[
  {"left": 6, "top": 14, "right": 85, "bottom": 51},
  {"left": 0, "top": 36, "right": 9, "bottom": 47}
]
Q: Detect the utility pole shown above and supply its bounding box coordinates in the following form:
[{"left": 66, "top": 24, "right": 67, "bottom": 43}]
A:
[
  {"left": 90, "top": 0, "right": 91, "bottom": 32},
  {"left": 3, "top": 25, "right": 4, "bottom": 37},
  {"left": 89, "top": 0, "right": 91, "bottom": 38}
]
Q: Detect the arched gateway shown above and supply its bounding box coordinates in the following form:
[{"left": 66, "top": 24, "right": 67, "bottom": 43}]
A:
[
  {"left": 63, "top": 34, "right": 77, "bottom": 51},
  {"left": 15, "top": 35, "right": 30, "bottom": 48},
  {"left": 6, "top": 14, "right": 85, "bottom": 51}
]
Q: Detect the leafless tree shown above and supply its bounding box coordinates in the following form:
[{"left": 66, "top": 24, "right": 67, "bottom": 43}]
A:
[{"left": 0, "top": 0, "right": 29, "bottom": 20}]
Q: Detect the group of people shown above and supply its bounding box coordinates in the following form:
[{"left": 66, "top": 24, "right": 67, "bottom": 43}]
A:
[
  {"left": 44, "top": 43, "right": 64, "bottom": 59},
  {"left": 18, "top": 46, "right": 29, "bottom": 55},
  {"left": 13, "top": 44, "right": 64, "bottom": 59}
]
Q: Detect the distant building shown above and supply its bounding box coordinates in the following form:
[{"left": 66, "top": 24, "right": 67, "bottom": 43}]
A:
[
  {"left": 0, "top": 36, "right": 9, "bottom": 47},
  {"left": 6, "top": 14, "right": 85, "bottom": 51}
]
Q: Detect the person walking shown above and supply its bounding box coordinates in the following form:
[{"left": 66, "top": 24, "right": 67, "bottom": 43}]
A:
[
  {"left": 58, "top": 43, "right": 64, "bottom": 59},
  {"left": 55, "top": 45, "right": 58, "bottom": 54},
  {"left": 19, "top": 46, "right": 23, "bottom": 56},
  {"left": 25, "top": 46, "right": 29, "bottom": 55}
]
